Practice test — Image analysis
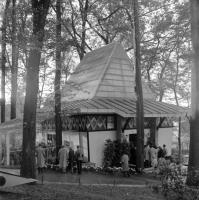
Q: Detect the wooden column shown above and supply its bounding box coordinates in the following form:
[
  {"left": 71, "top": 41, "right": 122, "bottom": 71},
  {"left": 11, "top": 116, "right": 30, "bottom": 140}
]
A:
[
  {"left": 79, "top": 132, "right": 83, "bottom": 148},
  {"left": 116, "top": 115, "right": 122, "bottom": 141},
  {"left": 87, "top": 132, "right": 90, "bottom": 162},
  {"left": 150, "top": 118, "right": 158, "bottom": 146}
]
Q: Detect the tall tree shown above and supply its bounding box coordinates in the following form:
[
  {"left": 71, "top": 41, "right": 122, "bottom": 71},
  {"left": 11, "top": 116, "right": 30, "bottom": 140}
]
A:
[
  {"left": 21, "top": 0, "right": 51, "bottom": 178},
  {"left": 10, "top": 0, "right": 18, "bottom": 119},
  {"left": 187, "top": 0, "right": 199, "bottom": 185},
  {"left": 62, "top": 0, "right": 90, "bottom": 60},
  {"left": 133, "top": 0, "right": 144, "bottom": 171},
  {"left": 55, "top": 0, "right": 62, "bottom": 158},
  {"left": 88, "top": 0, "right": 134, "bottom": 50},
  {"left": 140, "top": 0, "right": 191, "bottom": 105},
  {"left": 1, "top": 0, "right": 10, "bottom": 123}
]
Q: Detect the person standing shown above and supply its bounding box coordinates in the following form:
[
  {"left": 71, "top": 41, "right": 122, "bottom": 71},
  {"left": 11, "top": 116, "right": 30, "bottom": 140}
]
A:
[
  {"left": 36, "top": 144, "right": 46, "bottom": 174},
  {"left": 157, "top": 150, "right": 166, "bottom": 175},
  {"left": 129, "top": 143, "right": 136, "bottom": 166},
  {"left": 144, "top": 143, "right": 151, "bottom": 168},
  {"left": 162, "top": 144, "right": 168, "bottom": 157},
  {"left": 75, "top": 145, "right": 84, "bottom": 174},
  {"left": 157, "top": 146, "right": 164, "bottom": 159},
  {"left": 150, "top": 145, "right": 158, "bottom": 170},
  {"left": 58, "top": 144, "right": 69, "bottom": 173}
]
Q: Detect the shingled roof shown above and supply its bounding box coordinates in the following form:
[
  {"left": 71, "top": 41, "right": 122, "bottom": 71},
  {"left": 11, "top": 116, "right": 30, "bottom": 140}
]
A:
[
  {"left": 45, "top": 42, "right": 186, "bottom": 118},
  {"left": 0, "top": 43, "right": 186, "bottom": 134},
  {"left": 61, "top": 97, "right": 186, "bottom": 118},
  {"left": 62, "top": 42, "right": 154, "bottom": 101}
]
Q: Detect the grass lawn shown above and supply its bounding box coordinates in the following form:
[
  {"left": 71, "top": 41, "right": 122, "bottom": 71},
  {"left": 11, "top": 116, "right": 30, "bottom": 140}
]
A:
[{"left": 0, "top": 183, "right": 165, "bottom": 200}]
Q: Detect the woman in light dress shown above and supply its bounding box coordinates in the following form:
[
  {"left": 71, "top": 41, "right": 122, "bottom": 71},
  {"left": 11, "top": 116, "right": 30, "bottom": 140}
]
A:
[
  {"left": 36, "top": 144, "right": 46, "bottom": 174},
  {"left": 58, "top": 144, "right": 69, "bottom": 173},
  {"left": 150, "top": 145, "right": 158, "bottom": 169}
]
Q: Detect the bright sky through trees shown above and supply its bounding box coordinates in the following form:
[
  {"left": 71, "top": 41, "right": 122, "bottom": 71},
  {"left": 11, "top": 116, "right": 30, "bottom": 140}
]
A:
[{"left": 0, "top": 0, "right": 191, "bottom": 108}]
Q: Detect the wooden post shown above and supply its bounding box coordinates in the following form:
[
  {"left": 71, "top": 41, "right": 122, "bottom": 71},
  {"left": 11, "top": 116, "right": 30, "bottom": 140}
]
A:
[
  {"left": 87, "top": 132, "right": 90, "bottom": 162},
  {"left": 150, "top": 118, "right": 158, "bottom": 146},
  {"left": 116, "top": 115, "right": 122, "bottom": 141}
]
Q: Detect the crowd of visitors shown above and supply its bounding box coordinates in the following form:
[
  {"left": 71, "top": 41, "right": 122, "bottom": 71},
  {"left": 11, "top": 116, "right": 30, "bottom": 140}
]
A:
[
  {"left": 36, "top": 141, "right": 172, "bottom": 177},
  {"left": 36, "top": 143, "right": 84, "bottom": 175},
  {"left": 120, "top": 142, "right": 171, "bottom": 177},
  {"left": 143, "top": 142, "right": 174, "bottom": 174},
  {"left": 144, "top": 143, "right": 168, "bottom": 169}
]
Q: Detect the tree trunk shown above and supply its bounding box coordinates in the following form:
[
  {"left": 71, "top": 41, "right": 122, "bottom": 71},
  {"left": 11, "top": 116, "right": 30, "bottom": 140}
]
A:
[
  {"left": 21, "top": 0, "right": 50, "bottom": 178},
  {"left": 1, "top": 0, "right": 10, "bottom": 123},
  {"left": 173, "top": 33, "right": 180, "bottom": 106},
  {"left": 55, "top": 0, "right": 63, "bottom": 159},
  {"left": 10, "top": 0, "right": 18, "bottom": 119},
  {"left": 187, "top": 0, "right": 199, "bottom": 185},
  {"left": 79, "top": 0, "right": 89, "bottom": 60},
  {"left": 133, "top": 0, "right": 144, "bottom": 172}
]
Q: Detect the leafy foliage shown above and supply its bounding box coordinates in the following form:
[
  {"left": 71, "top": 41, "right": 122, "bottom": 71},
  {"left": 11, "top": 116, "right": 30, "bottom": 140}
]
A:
[
  {"left": 1, "top": 0, "right": 191, "bottom": 110},
  {"left": 103, "top": 139, "right": 130, "bottom": 168},
  {"left": 161, "top": 165, "right": 199, "bottom": 200},
  {"left": 186, "top": 169, "right": 199, "bottom": 186},
  {"left": 140, "top": 0, "right": 191, "bottom": 105},
  {"left": 103, "top": 139, "right": 115, "bottom": 168}
]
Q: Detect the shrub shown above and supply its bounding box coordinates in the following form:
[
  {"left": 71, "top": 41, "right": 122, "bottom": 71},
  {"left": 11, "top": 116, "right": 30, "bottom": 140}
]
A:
[
  {"left": 103, "top": 139, "right": 130, "bottom": 168},
  {"left": 161, "top": 165, "right": 199, "bottom": 200},
  {"left": 161, "top": 165, "right": 184, "bottom": 199},
  {"left": 186, "top": 169, "right": 199, "bottom": 186},
  {"left": 103, "top": 139, "right": 115, "bottom": 168}
]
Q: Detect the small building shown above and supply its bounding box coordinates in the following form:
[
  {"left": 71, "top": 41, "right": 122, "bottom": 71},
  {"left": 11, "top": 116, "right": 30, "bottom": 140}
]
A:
[
  {"left": 0, "top": 118, "right": 45, "bottom": 166},
  {"left": 42, "top": 42, "right": 186, "bottom": 166}
]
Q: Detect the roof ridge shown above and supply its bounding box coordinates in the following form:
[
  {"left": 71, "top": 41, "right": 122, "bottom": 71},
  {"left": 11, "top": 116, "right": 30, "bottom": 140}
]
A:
[
  {"left": 92, "top": 43, "right": 118, "bottom": 98},
  {"left": 85, "top": 42, "right": 118, "bottom": 57}
]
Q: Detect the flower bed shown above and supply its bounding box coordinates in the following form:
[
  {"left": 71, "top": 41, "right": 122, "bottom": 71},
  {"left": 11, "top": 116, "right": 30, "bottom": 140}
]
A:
[
  {"left": 82, "top": 165, "right": 136, "bottom": 176},
  {"left": 46, "top": 162, "right": 136, "bottom": 176}
]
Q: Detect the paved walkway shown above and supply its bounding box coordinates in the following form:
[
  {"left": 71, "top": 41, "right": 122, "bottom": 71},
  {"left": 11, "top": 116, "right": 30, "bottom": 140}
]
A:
[
  {"left": 37, "top": 170, "right": 160, "bottom": 186},
  {"left": 0, "top": 168, "right": 161, "bottom": 187}
]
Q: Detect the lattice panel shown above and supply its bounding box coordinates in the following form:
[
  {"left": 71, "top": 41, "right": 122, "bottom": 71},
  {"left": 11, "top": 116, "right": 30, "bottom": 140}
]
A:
[
  {"left": 144, "top": 118, "right": 153, "bottom": 128},
  {"left": 41, "top": 118, "right": 55, "bottom": 130},
  {"left": 79, "top": 116, "right": 87, "bottom": 131},
  {"left": 42, "top": 115, "right": 110, "bottom": 131},
  {"left": 86, "top": 115, "right": 107, "bottom": 131},
  {"left": 42, "top": 115, "right": 173, "bottom": 132},
  {"left": 160, "top": 117, "right": 174, "bottom": 128},
  {"left": 122, "top": 117, "right": 154, "bottom": 130}
]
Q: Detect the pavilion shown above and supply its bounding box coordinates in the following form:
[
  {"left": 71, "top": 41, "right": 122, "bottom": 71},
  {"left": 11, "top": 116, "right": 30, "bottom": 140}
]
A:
[{"left": 41, "top": 42, "right": 186, "bottom": 166}]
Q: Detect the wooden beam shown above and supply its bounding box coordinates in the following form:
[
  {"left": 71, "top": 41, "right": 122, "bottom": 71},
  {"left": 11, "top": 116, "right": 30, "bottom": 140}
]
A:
[
  {"left": 150, "top": 118, "right": 157, "bottom": 146},
  {"left": 157, "top": 117, "right": 166, "bottom": 130},
  {"left": 87, "top": 132, "right": 90, "bottom": 162},
  {"left": 122, "top": 117, "right": 131, "bottom": 132},
  {"left": 116, "top": 115, "right": 122, "bottom": 140}
]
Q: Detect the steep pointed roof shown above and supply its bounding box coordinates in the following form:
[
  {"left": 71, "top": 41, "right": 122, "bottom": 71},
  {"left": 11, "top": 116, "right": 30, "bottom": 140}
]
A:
[
  {"left": 40, "top": 43, "right": 186, "bottom": 118},
  {"left": 62, "top": 42, "right": 154, "bottom": 101}
]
